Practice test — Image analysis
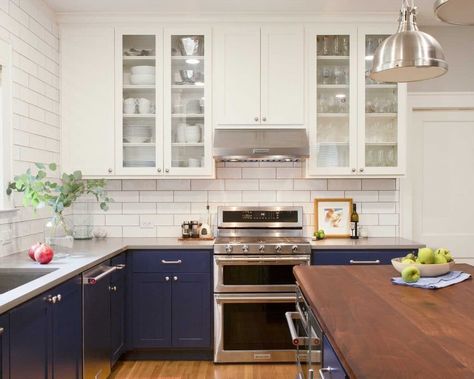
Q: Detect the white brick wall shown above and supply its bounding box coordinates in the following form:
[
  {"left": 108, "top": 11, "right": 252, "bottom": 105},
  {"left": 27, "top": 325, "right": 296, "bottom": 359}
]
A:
[
  {"left": 73, "top": 163, "right": 401, "bottom": 239},
  {"left": 0, "top": 0, "right": 59, "bottom": 257}
]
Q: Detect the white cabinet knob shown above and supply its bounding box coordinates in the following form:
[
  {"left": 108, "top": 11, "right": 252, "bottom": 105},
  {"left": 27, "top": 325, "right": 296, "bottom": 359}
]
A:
[
  {"left": 351, "top": 168, "right": 356, "bottom": 173},
  {"left": 157, "top": 168, "right": 162, "bottom": 173},
  {"left": 359, "top": 168, "right": 364, "bottom": 173},
  {"left": 254, "top": 117, "right": 259, "bottom": 122},
  {"left": 165, "top": 169, "right": 169, "bottom": 173},
  {"left": 262, "top": 117, "right": 267, "bottom": 122},
  {"left": 108, "top": 168, "right": 113, "bottom": 174}
]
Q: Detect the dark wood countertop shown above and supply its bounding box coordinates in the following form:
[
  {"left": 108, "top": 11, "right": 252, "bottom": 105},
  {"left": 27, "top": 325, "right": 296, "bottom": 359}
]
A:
[{"left": 294, "top": 264, "right": 474, "bottom": 379}]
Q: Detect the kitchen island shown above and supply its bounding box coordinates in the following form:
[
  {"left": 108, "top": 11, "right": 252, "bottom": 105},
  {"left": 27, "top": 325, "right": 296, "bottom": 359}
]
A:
[{"left": 294, "top": 264, "right": 474, "bottom": 379}]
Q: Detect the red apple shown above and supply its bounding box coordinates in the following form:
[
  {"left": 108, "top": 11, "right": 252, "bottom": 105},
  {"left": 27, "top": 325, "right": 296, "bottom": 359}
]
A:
[
  {"left": 28, "top": 242, "right": 42, "bottom": 261},
  {"left": 34, "top": 243, "right": 54, "bottom": 264}
]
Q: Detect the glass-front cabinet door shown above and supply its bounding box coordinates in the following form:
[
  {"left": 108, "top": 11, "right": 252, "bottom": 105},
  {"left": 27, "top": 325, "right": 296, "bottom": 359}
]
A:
[
  {"left": 163, "top": 28, "right": 212, "bottom": 176},
  {"left": 308, "top": 26, "right": 357, "bottom": 176},
  {"left": 358, "top": 27, "right": 406, "bottom": 175},
  {"left": 116, "top": 29, "right": 163, "bottom": 175}
]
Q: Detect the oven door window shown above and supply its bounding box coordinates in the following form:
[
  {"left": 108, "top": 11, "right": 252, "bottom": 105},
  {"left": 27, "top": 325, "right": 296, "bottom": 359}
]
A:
[
  {"left": 223, "top": 264, "right": 296, "bottom": 286},
  {"left": 223, "top": 302, "right": 295, "bottom": 350}
]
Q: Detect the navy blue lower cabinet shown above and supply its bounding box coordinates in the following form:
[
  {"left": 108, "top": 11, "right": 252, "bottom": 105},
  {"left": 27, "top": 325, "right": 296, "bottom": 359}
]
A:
[
  {"left": 51, "top": 277, "right": 82, "bottom": 379},
  {"left": 0, "top": 314, "right": 10, "bottom": 379},
  {"left": 312, "top": 249, "right": 414, "bottom": 265},
  {"left": 132, "top": 273, "right": 172, "bottom": 348},
  {"left": 171, "top": 273, "right": 211, "bottom": 348},
  {"left": 10, "top": 292, "right": 50, "bottom": 379},
  {"left": 321, "top": 335, "right": 348, "bottom": 379},
  {"left": 111, "top": 254, "right": 127, "bottom": 366}
]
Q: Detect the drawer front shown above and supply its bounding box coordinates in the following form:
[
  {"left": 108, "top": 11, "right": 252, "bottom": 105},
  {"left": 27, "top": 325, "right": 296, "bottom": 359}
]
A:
[
  {"left": 321, "top": 335, "right": 347, "bottom": 379},
  {"left": 312, "top": 249, "right": 415, "bottom": 265},
  {"left": 132, "top": 250, "right": 211, "bottom": 273}
]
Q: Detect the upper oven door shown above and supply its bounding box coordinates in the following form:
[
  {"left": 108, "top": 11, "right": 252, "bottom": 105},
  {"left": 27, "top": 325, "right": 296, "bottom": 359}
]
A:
[{"left": 214, "top": 255, "right": 310, "bottom": 293}]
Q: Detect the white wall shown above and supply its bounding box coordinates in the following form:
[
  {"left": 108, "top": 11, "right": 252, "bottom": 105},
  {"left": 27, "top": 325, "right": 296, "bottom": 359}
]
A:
[
  {"left": 0, "top": 0, "right": 59, "bottom": 257},
  {"left": 409, "top": 25, "right": 474, "bottom": 92},
  {"left": 74, "top": 163, "right": 401, "bottom": 239}
]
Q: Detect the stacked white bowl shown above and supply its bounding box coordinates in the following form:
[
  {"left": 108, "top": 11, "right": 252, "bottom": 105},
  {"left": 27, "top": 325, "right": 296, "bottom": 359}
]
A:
[
  {"left": 130, "top": 66, "right": 155, "bottom": 85},
  {"left": 124, "top": 125, "right": 152, "bottom": 143}
]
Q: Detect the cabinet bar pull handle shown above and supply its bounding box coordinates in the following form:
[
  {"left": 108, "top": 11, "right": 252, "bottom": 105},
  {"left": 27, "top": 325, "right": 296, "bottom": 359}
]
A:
[
  {"left": 0, "top": 327, "right": 4, "bottom": 336},
  {"left": 173, "top": 276, "right": 178, "bottom": 281},
  {"left": 56, "top": 294, "right": 62, "bottom": 302},
  {"left": 115, "top": 264, "right": 126, "bottom": 270},
  {"left": 161, "top": 259, "right": 182, "bottom": 264},
  {"left": 84, "top": 266, "right": 117, "bottom": 285},
  {"left": 319, "top": 367, "right": 338, "bottom": 379},
  {"left": 46, "top": 295, "right": 57, "bottom": 304},
  {"left": 165, "top": 276, "right": 170, "bottom": 281},
  {"left": 349, "top": 259, "right": 381, "bottom": 264}
]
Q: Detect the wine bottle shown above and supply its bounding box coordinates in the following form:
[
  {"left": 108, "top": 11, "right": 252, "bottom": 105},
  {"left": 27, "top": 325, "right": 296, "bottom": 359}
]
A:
[{"left": 350, "top": 203, "right": 359, "bottom": 240}]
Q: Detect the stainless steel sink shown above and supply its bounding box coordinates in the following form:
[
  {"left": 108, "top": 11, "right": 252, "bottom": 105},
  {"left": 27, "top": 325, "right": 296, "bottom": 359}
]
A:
[{"left": 0, "top": 268, "right": 58, "bottom": 294}]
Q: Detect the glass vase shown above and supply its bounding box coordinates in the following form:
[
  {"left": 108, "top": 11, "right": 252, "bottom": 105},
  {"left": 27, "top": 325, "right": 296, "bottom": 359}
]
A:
[{"left": 44, "top": 213, "right": 74, "bottom": 251}]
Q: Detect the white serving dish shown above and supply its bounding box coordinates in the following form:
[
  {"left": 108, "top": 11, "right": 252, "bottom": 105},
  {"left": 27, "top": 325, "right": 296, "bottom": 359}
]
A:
[
  {"left": 130, "top": 74, "right": 155, "bottom": 85},
  {"left": 391, "top": 257, "right": 455, "bottom": 277},
  {"left": 130, "top": 65, "right": 155, "bottom": 75}
]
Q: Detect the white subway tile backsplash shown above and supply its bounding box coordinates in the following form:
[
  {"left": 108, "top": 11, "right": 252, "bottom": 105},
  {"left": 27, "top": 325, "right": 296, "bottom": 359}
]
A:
[
  {"left": 242, "top": 167, "right": 276, "bottom": 179},
  {"left": 156, "top": 203, "right": 190, "bottom": 214},
  {"left": 123, "top": 179, "right": 156, "bottom": 191},
  {"left": 362, "top": 179, "right": 396, "bottom": 191},
  {"left": 359, "top": 214, "right": 379, "bottom": 226},
  {"left": 328, "top": 179, "right": 361, "bottom": 191},
  {"left": 242, "top": 191, "right": 277, "bottom": 203},
  {"left": 345, "top": 191, "right": 379, "bottom": 202},
  {"left": 362, "top": 202, "right": 397, "bottom": 214},
  {"left": 191, "top": 179, "right": 225, "bottom": 191},
  {"left": 260, "top": 179, "right": 293, "bottom": 190},
  {"left": 139, "top": 191, "right": 173, "bottom": 203},
  {"left": 208, "top": 191, "right": 242, "bottom": 203},
  {"left": 216, "top": 167, "right": 241, "bottom": 179},
  {"left": 157, "top": 226, "right": 181, "bottom": 238},
  {"left": 108, "top": 191, "right": 139, "bottom": 203},
  {"left": 123, "top": 226, "right": 156, "bottom": 238},
  {"left": 174, "top": 191, "right": 207, "bottom": 203},
  {"left": 366, "top": 226, "right": 397, "bottom": 237},
  {"left": 225, "top": 179, "right": 259, "bottom": 191},
  {"left": 156, "top": 179, "right": 190, "bottom": 191},
  {"left": 276, "top": 167, "right": 303, "bottom": 179},
  {"left": 378, "top": 191, "right": 399, "bottom": 202},
  {"left": 276, "top": 191, "right": 310, "bottom": 202},
  {"left": 379, "top": 214, "right": 399, "bottom": 226},
  {"left": 106, "top": 215, "right": 139, "bottom": 226},
  {"left": 293, "top": 179, "right": 327, "bottom": 191},
  {"left": 311, "top": 191, "right": 345, "bottom": 199},
  {"left": 140, "top": 214, "right": 174, "bottom": 226},
  {"left": 123, "top": 203, "right": 157, "bottom": 215}
]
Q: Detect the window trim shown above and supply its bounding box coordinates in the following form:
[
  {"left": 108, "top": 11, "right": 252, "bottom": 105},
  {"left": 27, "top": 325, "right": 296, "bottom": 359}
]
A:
[{"left": 0, "top": 38, "right": 15, "bottom": 213}]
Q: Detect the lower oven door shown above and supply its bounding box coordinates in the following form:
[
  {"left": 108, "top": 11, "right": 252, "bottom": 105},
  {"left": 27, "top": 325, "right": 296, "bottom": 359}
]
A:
[
  {"left": 214, "top": 293, "right": 297, "bottom": 363},
  {"left": 214, "top": 255, "right": 310, "bottom": 293}
]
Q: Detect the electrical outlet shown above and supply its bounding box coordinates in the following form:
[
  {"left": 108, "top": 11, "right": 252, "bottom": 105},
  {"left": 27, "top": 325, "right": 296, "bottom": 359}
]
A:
[{"left": 141, "top": 220, "right": 154, "bottom": 229}]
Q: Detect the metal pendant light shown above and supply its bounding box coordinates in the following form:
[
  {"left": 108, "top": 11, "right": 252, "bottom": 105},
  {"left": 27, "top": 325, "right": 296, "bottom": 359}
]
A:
[
  {"left": 434, "top": 0, "right": 474, "bottom": 25},
  {"left": 370, "top": 0, "right": 448, "bottom": 83}
]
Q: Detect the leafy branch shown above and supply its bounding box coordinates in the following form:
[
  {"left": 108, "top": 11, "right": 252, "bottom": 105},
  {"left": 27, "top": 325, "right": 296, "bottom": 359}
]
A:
[{"left": 6, "top": 163, "right": 112, "bottom": 214}]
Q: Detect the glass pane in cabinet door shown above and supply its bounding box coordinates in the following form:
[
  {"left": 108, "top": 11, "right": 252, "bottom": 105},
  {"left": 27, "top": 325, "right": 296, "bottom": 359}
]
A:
[
  {"left": 316, "top": 35, "right": 350, "bottom": 168},
  {"left": 170, "top": 35, "right": 205, "bottom": 169},
  {"left": 122, "top": 35, "right": 157, "bottom": 168},
  {"left": 365, "top": 35, "right": 398, "bottom": 168}
]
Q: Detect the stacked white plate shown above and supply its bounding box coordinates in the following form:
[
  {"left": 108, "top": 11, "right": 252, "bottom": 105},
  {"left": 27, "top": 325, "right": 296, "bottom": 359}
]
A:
[
  {"left": 130, "top": 66, "right": 155, "bottom": 85},
  {"left": 123, "top": 125, "right": 153, "bottom": 143}
]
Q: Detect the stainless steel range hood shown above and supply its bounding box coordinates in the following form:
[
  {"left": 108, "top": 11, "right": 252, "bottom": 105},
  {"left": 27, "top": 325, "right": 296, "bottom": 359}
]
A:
[{"left": 213, "top": 129, "right": 309, "bottom": 162}]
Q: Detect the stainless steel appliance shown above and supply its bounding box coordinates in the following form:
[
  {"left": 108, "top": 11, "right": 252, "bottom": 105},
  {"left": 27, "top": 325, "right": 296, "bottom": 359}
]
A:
[
  {"left": 213, "top": 206, "right": 312, "bottom": 363},
  {"left": 286, "top": 285, "right": 323, "bottom": 379}
]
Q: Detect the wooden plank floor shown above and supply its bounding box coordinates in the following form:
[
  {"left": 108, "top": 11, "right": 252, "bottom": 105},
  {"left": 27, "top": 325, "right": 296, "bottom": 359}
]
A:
[{"left": 110, "top": 360, "right": 300, "bottom": 379}]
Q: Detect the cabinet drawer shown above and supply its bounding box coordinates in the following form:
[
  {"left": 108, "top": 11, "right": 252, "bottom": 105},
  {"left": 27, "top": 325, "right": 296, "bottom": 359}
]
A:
[
  {"left": 132, "top": 250, "right": 211, "bottom": 273},
  {"left": 312, "top": 249, "right": 414, "bottom": 265},
  {"left": 321, "top": 335, "right": 347, "bottom": 379}
]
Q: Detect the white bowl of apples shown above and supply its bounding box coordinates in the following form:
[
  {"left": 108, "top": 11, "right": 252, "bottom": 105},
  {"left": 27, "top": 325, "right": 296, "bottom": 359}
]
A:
[{"left": 392, "top": 248, "right": 455, "bottom": 277}]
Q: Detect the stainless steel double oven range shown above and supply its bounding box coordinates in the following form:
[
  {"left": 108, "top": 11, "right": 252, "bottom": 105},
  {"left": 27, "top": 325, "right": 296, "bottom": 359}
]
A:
[{"left": 213, "top": 206, "right": 319, "bottom": 364}]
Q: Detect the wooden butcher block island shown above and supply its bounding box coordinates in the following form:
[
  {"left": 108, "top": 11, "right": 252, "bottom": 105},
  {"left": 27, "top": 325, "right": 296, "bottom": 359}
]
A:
[{"left": 294, "top": 264, "right": 474, "bottom": 379}]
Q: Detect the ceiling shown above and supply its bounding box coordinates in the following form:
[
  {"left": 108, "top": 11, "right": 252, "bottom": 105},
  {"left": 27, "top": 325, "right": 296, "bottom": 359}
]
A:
[{"left": 44, "top": 0, "right": 445, "bottom": 25}]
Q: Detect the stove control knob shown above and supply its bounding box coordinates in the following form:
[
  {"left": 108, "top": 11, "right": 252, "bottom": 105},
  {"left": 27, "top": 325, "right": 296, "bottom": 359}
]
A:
[
  {"left": 258, "top": 245, "right": 265, "bottom": 253},
  {"left": 292, "top": 245, "right": 298, "bottom": 253},
  {"left": 225, "top": 244, "right": 233, "bottom": 254},
  {"left": 242, "top": 245, "right": 249, "bottom": 253},
  {"left": 275, "top": 244, "right": 282, "bottom": 253}
]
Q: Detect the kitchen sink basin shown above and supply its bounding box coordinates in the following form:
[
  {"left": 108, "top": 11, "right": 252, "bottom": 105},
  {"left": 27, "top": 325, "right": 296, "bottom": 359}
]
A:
[{"left": 0, "top": 268, "right": 58, "bottom": 294}]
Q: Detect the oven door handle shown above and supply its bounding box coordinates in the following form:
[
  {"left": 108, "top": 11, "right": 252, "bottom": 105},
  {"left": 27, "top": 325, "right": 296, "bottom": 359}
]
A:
[
  {"left": 285, "top": 312, "right": 321, "bottom": 347},
  {"left": 215, "top": 256, "right": 310, "bottom": 264}
]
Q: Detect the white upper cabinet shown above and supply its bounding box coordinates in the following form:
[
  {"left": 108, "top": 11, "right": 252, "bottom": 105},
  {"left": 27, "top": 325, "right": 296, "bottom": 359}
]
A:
[
  {"left": 307, "top": 24, "right": 407, "bottom": 177},
  {"left": 61, "top": 25, "right": 115, "bottom": 176},
  {"left": 214, "top": 25, "right": 304, "bottom": 127},
  {"left": 214, "top": 26, "right": 261, "bottom": 125},
  {"left": 261, "top": 26, "right": 304, "bottom": 125}
]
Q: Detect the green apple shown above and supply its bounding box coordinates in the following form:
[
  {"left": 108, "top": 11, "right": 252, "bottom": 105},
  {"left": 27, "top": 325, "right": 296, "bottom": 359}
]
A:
[
  {"left": 417, "top": 247, "right": 435, "bottom": 264},
  {"left": 316, "top": 230, "right": 326, "bottom": 240},
  {"left": 401, "top": 266, "right": 421, "bottom": 283},
  {"left": 435, "top": 248, "right": 453, "bottom": 262},
  {"left": 404, "top": 252, "right": 417, "bottom": 261},
  {"left": 401, "top": 258, "right": 416, "bottom": 264},
  {"left": 434, "top": 254, "right": 448, "bottom": 264}
]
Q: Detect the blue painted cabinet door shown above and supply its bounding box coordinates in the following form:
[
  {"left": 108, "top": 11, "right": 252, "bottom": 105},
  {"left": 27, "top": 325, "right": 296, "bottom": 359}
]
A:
[
  {"left": 132, "top": 273, "right": 172, "bottom": 348},
  {"left": 171, "top": 273, "right": 211, "bottom": 348},
  {"left": 10, "top": 292, "right": 50, "bottom": 379},
  {"left": 111, "top": 254, "right": 127, "bottom": 365},
  {"left": 322, "top": 335, "right": 348, "bottom": 379},
  {"left": 312, "top": 249, "right": 414, "bottom": 265},
  {"left": 51, "top": 277, "right": 82, "bottom": 379},
  {"left": 0, "top": 314, "right": 9, "bottom": 379}
]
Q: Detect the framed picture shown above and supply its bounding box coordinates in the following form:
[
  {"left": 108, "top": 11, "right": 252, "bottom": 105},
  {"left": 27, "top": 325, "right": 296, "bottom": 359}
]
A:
[{"left": 314, "top": 198, "right": 353, "bottom": 238}]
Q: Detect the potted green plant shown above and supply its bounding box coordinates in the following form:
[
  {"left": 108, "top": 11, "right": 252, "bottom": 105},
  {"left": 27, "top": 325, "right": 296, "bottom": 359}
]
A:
[{"left": 6, "top": 163, "right": 112, "bottom": 249}]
